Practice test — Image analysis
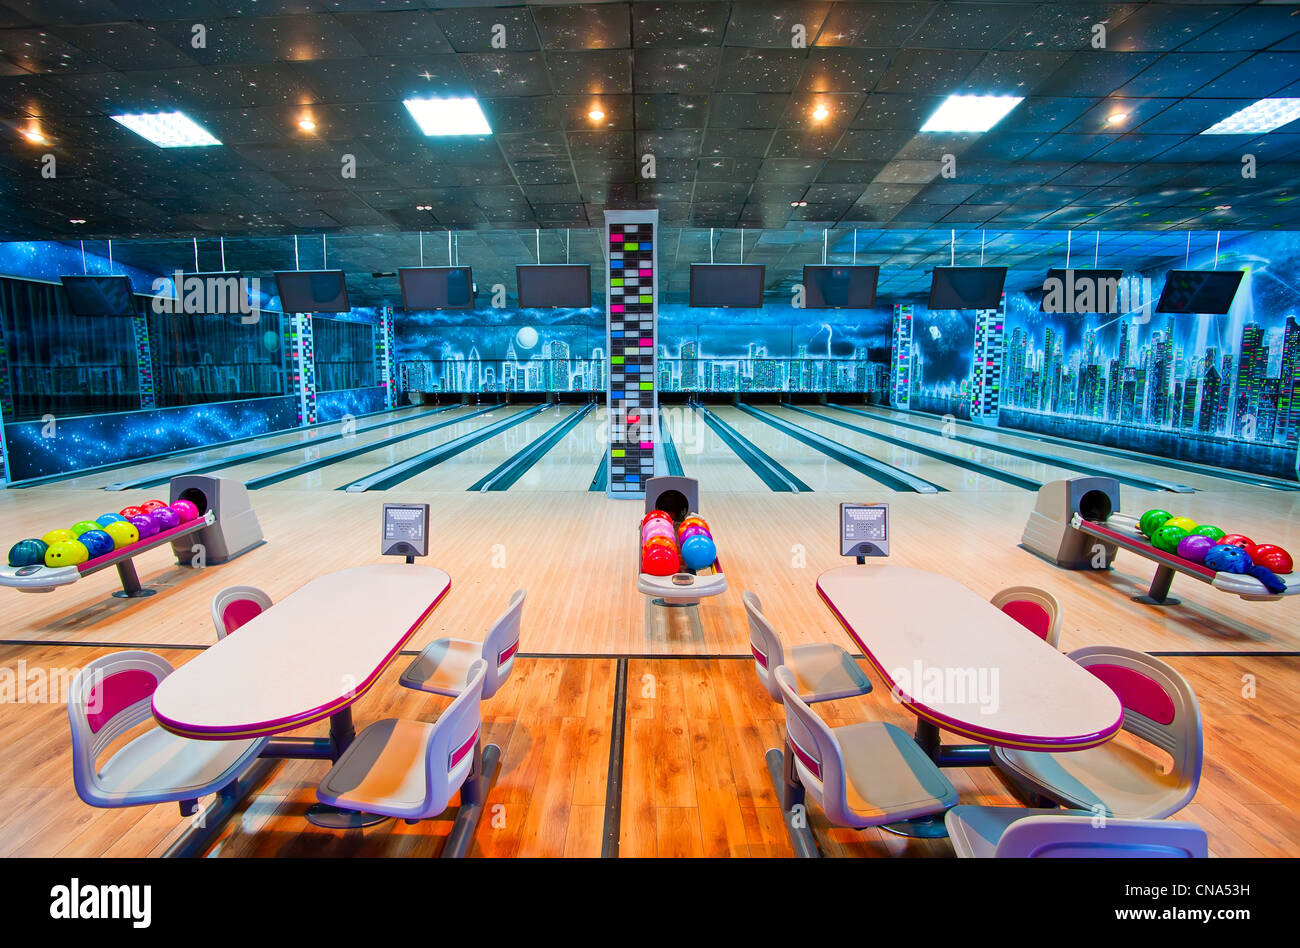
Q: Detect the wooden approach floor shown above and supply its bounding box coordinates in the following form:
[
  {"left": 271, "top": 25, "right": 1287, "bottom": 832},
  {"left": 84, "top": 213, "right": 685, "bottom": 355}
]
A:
[{"left": 2, "top": 427, "right": 1299, "bottom": 857}]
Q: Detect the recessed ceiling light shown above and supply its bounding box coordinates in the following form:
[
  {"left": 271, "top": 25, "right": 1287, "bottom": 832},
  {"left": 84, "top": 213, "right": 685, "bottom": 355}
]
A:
[
  {"left": 110, "top": 111, "right": 221, "bottom": 147},
  {"left": 1202, "top": 98, "right": 1300, "bottom": 135},
  {"left": 402, "top": 96, "right": 491, "bottom": 136},
  {"left": 69, "top": 218, "right": 86, "bottom": 224},
  {"left": 1106, "top": 112, "right": 1128, "bottom": 125},
  {"left": 921, "top": 94, "right": 1023, "bottom": 133},
  {"left": 1215, "top": 205, "right": 1232, "bottom": 211},
  {"left": 416, "top": 204, "right": 432, "bottom": 211},
  {"left": 812, "top": 104, "right": 829, "bottom": 121},
  {"left": 588, "top": 108, "right": 605, "bottom": 121},
  {"left": 298, "top": 117, "right": 316, "bottom": 131},
  {"left": 22, "top": 126, "right": 47, "bottom": 144}
]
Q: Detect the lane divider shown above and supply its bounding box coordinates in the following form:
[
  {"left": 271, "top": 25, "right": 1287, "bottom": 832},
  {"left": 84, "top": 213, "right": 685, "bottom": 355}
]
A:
[
  {"left": 659, "top": 412, "right": 685, "bottom": 477},
  {"left": 470, "top": 403, "right": 596, "bottom": 492},
  {"left": 589, "top": 454, "right": 609, "bottom": 492},
  {"left": 781, "top": 403, "right": 1040, "bottom": 492},
  {"left": 243, "top": 404, "right": 499, "bottom": 490},
  {"left": 738, "top": 403, "right": 943, "bottom": 494},
  {"left": 689, "top": 402, "right": 810, "bottom": 493},
  {"left": 341, "top": 404, "right": 549, "bottom": 492}
]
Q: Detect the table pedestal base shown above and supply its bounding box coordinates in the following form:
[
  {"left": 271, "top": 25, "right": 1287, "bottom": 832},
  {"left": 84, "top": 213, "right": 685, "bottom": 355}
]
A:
[
  {"left": 163, "top": 757, "right": 280, "bottom": 858},
  {"left": 914, "top": 720, "right": 994, "bottom": 767},
  {"left": 305, "top": 805, "right": 389, "bottom": 829},
  {"left": 881, "top": 815, "right": 949, "bottom": 839}
]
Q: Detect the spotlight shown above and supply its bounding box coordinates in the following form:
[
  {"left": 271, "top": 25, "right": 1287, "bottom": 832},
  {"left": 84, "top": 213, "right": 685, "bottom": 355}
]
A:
[{"left": 588, "top": 108, "right": 605, "bottom": 121}]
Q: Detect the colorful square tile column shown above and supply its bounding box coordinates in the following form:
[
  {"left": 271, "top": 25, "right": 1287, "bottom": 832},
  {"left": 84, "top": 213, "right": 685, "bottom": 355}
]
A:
[
  {"left": 375, "top": 306, "right": 396, "bottom": 410},
  {"left": 283, "top": 313, "right": 318, "bottom": 426},
  {"left": 891, "top": 303, "right": 913, "bottom": 411},
  {"left": 971, "top": 296, "right": 1006, "bottom": 427},
  {"left": 131, "top": 312, "right": 155, "bottom": 410},
  {"left": 605, "top": 210, "right": 658, "bottom": 498}
]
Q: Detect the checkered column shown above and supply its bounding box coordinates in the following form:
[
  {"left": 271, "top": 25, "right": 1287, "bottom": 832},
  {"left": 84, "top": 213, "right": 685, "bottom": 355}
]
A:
[
  {"left": 891, "top": 303, "right": 913, "bottom": 410},
  {"left": 970, "top": 297, "right": 1005, "bottom": 426},
  {"left": 284, "top": 313, "right": 317, "bottom": 426},
  {"left": 0, "top": 315, "right": 9, "bottom": 484},
  {"left": 376, "top": 306, "right": 396, "bottom": 409},
  {"left": 131, "top": 312, "right": 156, "bottom": 410},
  {"left": 605, "top": 209, "right": 659, "bottom": 499}
]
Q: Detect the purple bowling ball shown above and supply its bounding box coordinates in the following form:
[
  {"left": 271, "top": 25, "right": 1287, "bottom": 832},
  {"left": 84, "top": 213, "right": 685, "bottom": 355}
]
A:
[
  {"left": 1176, "top": 534, "right": 1216, "bottom": 564},
  {"left": 149, "top": 506, "right": 181, "bottom": 532},
  {"left": 129, "top": 514, "right": 159, "bottom": 539}
]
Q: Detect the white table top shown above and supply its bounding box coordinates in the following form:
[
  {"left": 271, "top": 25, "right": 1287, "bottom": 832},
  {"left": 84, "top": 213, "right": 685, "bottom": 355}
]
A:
[
  {"left": 817, "top": 565, "right": 1122, "bottom": 752},
  {"left": 154, "top": 564, "right": 451, "bottom": 740}
]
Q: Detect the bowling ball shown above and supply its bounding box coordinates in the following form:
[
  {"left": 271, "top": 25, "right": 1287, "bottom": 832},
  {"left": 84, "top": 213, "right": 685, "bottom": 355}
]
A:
[
  {"left": 641, "top": 520, "right": 675, "bottom": 543},
  {"left": 171, "top": 499, "right": 200, "bottom": 522},
  {"left": 678, "top": 524, "right": 710, "bottom": 544},
  {"left": 642, "top": 535, "right": 677, "bottom": 554},
  {"left": 41, "top": 529, "right": 75, "bottom": 546},
  {"left": 95, "top": 513, "right": 126, "bottom": 528},
  {"left": 140, "top": 499, "right": 168, "bottom": 512},
  {"left": 71, "top": 520, "right": 101, "bottom": 537},
  {"left": 128, "top": 514, "right": 158, "bottom": 539},
  {"left": 1176, "top": 534, "right": 1216, "bottom": 564},
  {"left": 681, "top": 515, "right": 708, "bottom": 532},
  {"left": 45, "top": 539, "right": 89, "bottom": 567},
  {"left": 680, "top": 533, "right": 717, "bottom": 571},
  {"left": 1150, "top": 524, "right": 1189, "bottom": 554},
  {"left": 1249, "top": 544, "right": 1293, "bottom": 575},
  {"left": 640, "top": 510, "right": 673, "bottom": 529},
  {"left": 104, "top": 521, "right": 140, "bottom": 549},
  {"left": 1164, "top": 516, "right": 1198, "bottom": 532},
  {"left": 1216, "top": 534, "right": 1254, "bottom": 550},
  {"left": 641, "top": 546, "right": 680, "bottom": 577},
  {"left": 1139, "top": 509, "right": 1171, "bottom": 538},
  {"left": 7, "top": 539, "right": 47, "bottom": 568},
  {"left": 1189, "top": 524, "right": 1225, "bottom": 542},
  {"left": 119, "top": 505, "right": 145, "bottom": 519},
  {"left": 77, "top": 529, "right": 115, "bottom": 559},
  {"left": 1205, "top": 544, "right": 1252, "bottom": 574},
  {"left": 149, "top": 507, "right": 181, "bottom": 531}
]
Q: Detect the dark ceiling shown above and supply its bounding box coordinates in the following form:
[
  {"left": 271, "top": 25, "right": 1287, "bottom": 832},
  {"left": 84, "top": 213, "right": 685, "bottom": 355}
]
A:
[{"left": 2, "top": 1, "right": 1300, "bottom": 245}]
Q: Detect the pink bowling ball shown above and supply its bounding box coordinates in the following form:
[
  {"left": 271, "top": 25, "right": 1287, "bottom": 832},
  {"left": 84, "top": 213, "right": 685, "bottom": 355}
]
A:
[
  {"left": 171, "top": 499, "right": 200, "bottom": 522},
  {"left": 128, "top": 514, "right": 159, "bottom": 539},
  {"left": 642, "top": 520, "right": 676, "bottom": 543},
  {"left": 149, "top": 506, "right": 181, "bottom": 532}
]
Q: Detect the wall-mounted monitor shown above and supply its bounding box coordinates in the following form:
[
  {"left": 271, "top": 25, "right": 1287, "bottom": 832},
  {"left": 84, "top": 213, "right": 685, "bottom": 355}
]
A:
[
  {"left": 399, "top": 266, "right": 474, "bottom": 310},
  {"left": 516, "top": 264, "right": 591, "bottom": 308},
  {"left": 59, "top": 275, "right": 137, "bottom": 316},
  {"left": 690, "top": 264, "right": 765, "bottom": 308},
  {"left": 803, "top": 265, "right": 879, "bottom": 309},
  {"left": 274, "top": 269, "right": 351, "bottom": 313},
  {"left": 1039, "top": 268, "right": 1125, "bottom": 314},
  {"left": 928, "top": 267, "right": 1007, "bottom": 310},
  {"left": 1155, "top": 269, "right": 1244, "bottom": 315}
]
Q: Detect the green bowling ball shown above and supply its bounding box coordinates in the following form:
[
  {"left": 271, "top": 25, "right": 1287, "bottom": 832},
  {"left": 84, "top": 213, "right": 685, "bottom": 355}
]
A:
[
  {"left": 1139, "top": 509, "right": 1172, "bottom": 538},
  {"left": 1190, "top": 524, "right": 1225, "bottom": 542},
  {"left": 8, "top": 538, "right": 48, "bottom": 567},
  {"left": 1151, "top": 524, "right": 1190, "bottom": 554},
  {"left": 71, "top": 520, "right": 101, "bottom": 537}
]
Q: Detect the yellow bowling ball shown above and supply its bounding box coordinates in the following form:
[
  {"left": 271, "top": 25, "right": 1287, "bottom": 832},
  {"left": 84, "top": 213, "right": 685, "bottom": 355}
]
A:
[
  {"left": 45, "top": 539, "right": 89, "bottom": 567},
  {"left": 41, "top": 529, "right": 76, "bottom": 546},
  {"left": 1164, "top": 516, "right": 1198, "bottom": 532},
  {"left": 103, "top": 521, "right": 140, "bottom": 549}
]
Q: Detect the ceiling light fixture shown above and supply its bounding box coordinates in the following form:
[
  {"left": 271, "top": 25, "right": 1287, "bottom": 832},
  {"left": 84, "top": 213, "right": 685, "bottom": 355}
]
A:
[
  {"left": 22, "top": 126, "right": 47, "bottom": 144},
  {"left": 812, "top": 104, "right": 829, "bottom": 121},
  {"left": 588, "top": 108, "right": 605, "bottom": 121},
  {"left": 110, "top": 111, "right": 221, "bottom": 147},
  {"left": 1106, "top": 112, "right": 1128, "bottom": 125},
  {"left": 298, "top": 117, "right": 316, "bottom": 131},
  {"left": 1202, "top": 98, "right": 1300, "bottom": 135},
  {"left": 69, "top": 218, "right": 86, "bottom": 224},
  {"left": 921, "top": 94, "right": 1023, "bottom": 133},
  {"left": 416, "top": 204, "right": 432, "bottom": 211},
  {"left": 402, "top": 96, "right": 492, "bottom": 136}
]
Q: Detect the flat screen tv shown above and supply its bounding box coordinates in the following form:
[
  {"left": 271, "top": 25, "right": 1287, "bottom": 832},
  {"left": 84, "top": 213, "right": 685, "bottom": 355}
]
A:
[
  {"left": 516, "top": 265, "right": 590, "bottom": 308},
  {"left": 274, "top": 269, "right": 351, "bottom": 313},
  {"left": 1039, "top": 268, "right": 1125, "bottom": 314},
  {"left": 690, "top": 264, "right": 765, "bottom": 308},
  {"left": 399, "top": 267, "right": 474, "bottom": 310},
  {"left": 59, "top": 275, "right": 137, "bottom": 316},
  {"left": 1155, "top": 269, "right": 1244, "bottom": 314},
  {"left": 928, "top": 267, "right": 1007, "bottom": 310},
  {"left": 803, "top": 265, "right": 879, "bottom": 309}
]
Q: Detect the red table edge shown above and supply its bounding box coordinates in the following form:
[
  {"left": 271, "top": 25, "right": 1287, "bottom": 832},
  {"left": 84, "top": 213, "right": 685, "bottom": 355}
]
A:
[
  {"left": 152, "top": 578, "right": 451, "bottom": 741},
  {"left": 814, "top": 577, "right": 1122, "bottom": 752}
]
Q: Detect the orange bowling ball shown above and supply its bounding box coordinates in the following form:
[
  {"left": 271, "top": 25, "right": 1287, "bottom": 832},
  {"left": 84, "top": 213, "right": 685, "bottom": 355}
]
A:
[{"left": 642, "top": 535, "right": 677, "bottom": 555}]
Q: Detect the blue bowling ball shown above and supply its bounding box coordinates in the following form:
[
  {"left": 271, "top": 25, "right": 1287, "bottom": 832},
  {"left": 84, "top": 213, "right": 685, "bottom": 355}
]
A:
[
  {"left": 77, "top": 529, "right": 115, "bottom": 559},
  {"left": 95, "top": 513, "right": 126, "bottom": 528},
  {"left": 7, "top": 538, "right": 48, "bottom": 567},
  {"left": 679, "top": 533, "right": 717, "bottom": 571},
  {"left": 1204, "top": 544, "right": 1253, "bottom": 574}
]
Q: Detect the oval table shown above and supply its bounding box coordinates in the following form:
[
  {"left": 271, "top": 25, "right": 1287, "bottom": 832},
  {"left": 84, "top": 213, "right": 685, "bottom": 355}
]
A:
[{"left": 154, "top": 563, "right": 451, "bottom": 841}]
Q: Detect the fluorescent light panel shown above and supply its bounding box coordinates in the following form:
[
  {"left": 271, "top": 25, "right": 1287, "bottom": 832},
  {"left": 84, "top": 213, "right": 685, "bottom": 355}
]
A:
[
  {"left": 402, "top": 96, "right": 491, "bottom": 136},
  {"left": 921, "top": 94, "right": 1023, "bottom": 133},
  {"left": 110, "top": 111, "right": 221, "bottom": 147},
  {"left": 1202, "top": 98, "right": 1300, "bottom": 135}
]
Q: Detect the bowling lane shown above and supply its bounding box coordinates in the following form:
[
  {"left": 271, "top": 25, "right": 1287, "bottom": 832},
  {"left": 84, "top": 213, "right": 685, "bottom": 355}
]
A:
[
  {"left": 708, "top": 405, "right": 882, "bottom": 492},
  {"left": 251, "top": 404, "right": 533, "bottom": 490},
  {"left": 392, "top": 404, "right": 586, "bottom": 491},
  {"left": 510, "top": 406, "right": 606, "bottom": 491},
  {"left": 780, "top": 405, "right": 1085, "bottom": 491},
  {"left": 48, "top": 404, "right": 434, "bottom": 490},
  {"left": 857, "top": 405, "right": 1232, "bottom": 493},
  {"left": 672, "top": 407, "right": 769, "bottom": 492}
]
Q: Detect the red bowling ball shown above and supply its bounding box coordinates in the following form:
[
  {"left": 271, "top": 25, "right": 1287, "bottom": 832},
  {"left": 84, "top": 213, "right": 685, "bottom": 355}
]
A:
[
  {"left": 119, "top": 505, "right": 145, "bottom": 519},
  {"left": 1249, "top": 544, "right": 1294, "bottom": 575},
  {"left": 1216, "top": 534, "right": 1254, "bottom": 550}
]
